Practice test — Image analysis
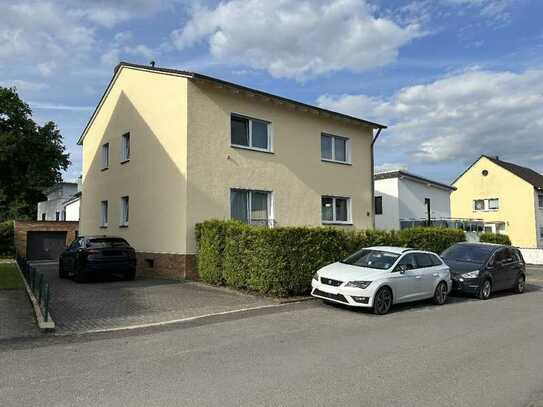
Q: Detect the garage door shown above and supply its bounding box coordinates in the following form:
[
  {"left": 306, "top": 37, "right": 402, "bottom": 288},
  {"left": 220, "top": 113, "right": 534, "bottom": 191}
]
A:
[{"left": 26, "top": 231, "right": 67, "bottom": 261}]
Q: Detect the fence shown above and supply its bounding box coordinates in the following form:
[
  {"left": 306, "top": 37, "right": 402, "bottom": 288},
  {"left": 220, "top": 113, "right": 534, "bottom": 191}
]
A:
[
  {"left": 16, "top": 254, "right": 51, "bottom": 322},
  {"left": 518, "top": 248, "right": 543, "bottom": 265}
]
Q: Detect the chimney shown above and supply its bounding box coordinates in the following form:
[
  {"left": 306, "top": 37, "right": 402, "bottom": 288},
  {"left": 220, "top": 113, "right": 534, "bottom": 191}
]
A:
[{"left": 150, "top": 60, "right": 156, "bottom": 67}]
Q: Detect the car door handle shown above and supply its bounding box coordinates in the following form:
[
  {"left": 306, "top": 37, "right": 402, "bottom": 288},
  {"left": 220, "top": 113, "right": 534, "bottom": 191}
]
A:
[
  {"left": 415, "top": 275, "right": 422, "bottom": 279},
  {"left": 433, "top": 273, "right": 439, "bottom": 277}
]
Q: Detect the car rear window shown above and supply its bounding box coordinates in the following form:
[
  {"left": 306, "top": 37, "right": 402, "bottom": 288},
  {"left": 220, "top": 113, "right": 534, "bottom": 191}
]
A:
[
  {"left": 87, "top": 238, "right": 129, "bottom": 248},
  {"left": 441, "top": 244, "right": 494, "bottom": 264}
]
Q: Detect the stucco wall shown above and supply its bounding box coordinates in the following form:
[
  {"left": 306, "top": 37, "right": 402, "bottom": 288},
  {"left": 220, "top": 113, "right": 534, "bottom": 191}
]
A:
[
  {"left": 398, "top": 178, "right": 452, "bottom": 221},
  {"left": 80, "top": 67, "right": 189, "bottom": 254},
  {"left": 185, "top": 80, "right": 374, "bottom": 253},
  {"left": 374, "top": 178, "right": 399, "bottom": 230},
  {"left": 535, "top": 190, "right": 543, "bottom": 248},
  {"left": 451, "top": 156, "right": 538, "bottom": 248},
  {"left": 64, "top": 199, "right": 80, "bottom": 221}
]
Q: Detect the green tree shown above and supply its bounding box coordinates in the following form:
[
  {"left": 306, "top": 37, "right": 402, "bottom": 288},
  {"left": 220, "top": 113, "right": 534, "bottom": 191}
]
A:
[{"left": 0, "top": 87, "right": 70, "bottom": 220}]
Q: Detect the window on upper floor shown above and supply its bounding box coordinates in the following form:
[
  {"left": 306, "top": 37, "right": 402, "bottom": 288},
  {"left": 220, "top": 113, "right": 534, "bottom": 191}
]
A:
[
  {"left": 321, "top": 196, "right": 351, "bottom": 224},
  {"left": 230, "top": 189, "right": 273, "bottom": 227},
  {"left": 230, "top": 114, "right": 272, "bottom": 152},
  {"left": 41, "top": 213, "right": 46, "bottom": 221},
  {"left": 55, "top": 211, "right": 60, "bottom": 221},
  {"left": 538, "top": 194, "right": 543, "bottom": 209},
  {"left": 101, "top": 143, "right": 109, "bottom": 169},
  {"left": 540, "top": 227, "right": 543, "bottom": 239},
  {"left": 473, "top": 198, "right": 499, "bottom": 211},
  {"left": 321, "top": 133, "right": 351, "bottom": 164},
  {"left": 121, "top": 132, "right": 130, "bottom": 162},
  {"left": 375, "top": 196, "right": 383, "bottom": 215}
]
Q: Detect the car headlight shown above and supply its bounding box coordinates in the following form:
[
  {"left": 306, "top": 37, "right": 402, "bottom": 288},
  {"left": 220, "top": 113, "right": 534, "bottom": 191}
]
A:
[
  {"left": 461, "top": 270, "right": 480, "bottom": 279},
  {"left": 312, "top": 272, "right": 319, "bottom": 281},
  {"left": 345, "top": 281, "right": 372, "bottom": 289}
]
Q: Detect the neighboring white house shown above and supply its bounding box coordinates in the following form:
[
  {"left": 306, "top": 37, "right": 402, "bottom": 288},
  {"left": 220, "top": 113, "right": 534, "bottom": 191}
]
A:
[
  {"left": 374, "top": 170, "right": 456, "bottom": 230},
  {"left": 63, "top": 192, "right": 81, "bottom": 221},
  {"left": 37, "top": 182, "right": 78, "bottom": 221}
]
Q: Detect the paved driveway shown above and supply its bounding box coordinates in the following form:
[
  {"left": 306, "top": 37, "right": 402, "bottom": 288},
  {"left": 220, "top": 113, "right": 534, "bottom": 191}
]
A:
[{"left": 32, "top": 262, "right": 276, "bottom": 334}]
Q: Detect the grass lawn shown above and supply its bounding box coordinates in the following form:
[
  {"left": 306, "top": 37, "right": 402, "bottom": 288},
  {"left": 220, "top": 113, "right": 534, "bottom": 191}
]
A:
[{"left": 0, "top": 263, "right": 24, "bottom": 290}]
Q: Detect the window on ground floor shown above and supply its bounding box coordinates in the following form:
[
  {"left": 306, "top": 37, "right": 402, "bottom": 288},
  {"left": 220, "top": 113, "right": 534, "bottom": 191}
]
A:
[
  {"left": 100, "top": 200, "right": 108, "bottom": 227},
  {"left": 538, "top": 194, "right": 543, "bottom": 209},
  {"left": 230, "top": 189, "right": 273, "bottom": 227},
  {"left": 375, "top": 196, "right": 383, "bottom": 215},
  {"left": 321, "top": 196, "right": 351, "bottom": 224},
  {"left": 120, "top": 196, "right": 129, "bottom": 226}
]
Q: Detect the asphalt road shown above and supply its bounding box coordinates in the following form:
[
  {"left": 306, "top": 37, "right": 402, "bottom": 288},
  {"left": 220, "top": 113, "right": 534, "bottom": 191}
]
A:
[{"left": 2, "top": 278, "right": 543, "bottom": 407}]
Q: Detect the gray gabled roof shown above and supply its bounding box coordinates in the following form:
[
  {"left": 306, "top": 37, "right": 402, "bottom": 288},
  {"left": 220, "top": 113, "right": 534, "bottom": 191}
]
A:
[
  {"left": 453, "top": 155, "right": 543, "bottom": 190},
  {"left": 78, "top": 62, "right": 387, "bottom": 145},
  {"left": 374, "top": 170, "right": 456, "bottom": 191}
]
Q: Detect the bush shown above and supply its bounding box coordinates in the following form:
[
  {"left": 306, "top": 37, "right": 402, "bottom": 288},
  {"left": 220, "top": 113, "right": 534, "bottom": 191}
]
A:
[
  {"left": 479, "top": 233, "right": 511, "bottom": 246},
  {"left": 0, "top": 221, "right": 15, "bottom": 258},
  {"left": 398, "top": 227, "right": 466, "bottom": 254},
  {"left": 195, "top": 220, "right": 466, "bottom": 297}
]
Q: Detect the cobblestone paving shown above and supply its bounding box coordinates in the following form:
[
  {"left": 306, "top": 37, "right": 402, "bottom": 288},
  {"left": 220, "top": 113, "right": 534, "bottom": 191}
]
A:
[
  {"left": 0, "top": 289, "right": 40, "bottom": 340},
  {"left": 32, "top": 262, "right": 276, "bottom": 334}
]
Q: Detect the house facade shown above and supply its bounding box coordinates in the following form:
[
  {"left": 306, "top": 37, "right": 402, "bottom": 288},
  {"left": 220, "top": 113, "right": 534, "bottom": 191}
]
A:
[
  {"left": 374, "top": 171, "right": 455, "bottom": 230},
  {"left": 37, "top": 182, "right": 78, "bottom": 221},
  {"left": 78, "top": 62, "right": 386, "bottom": 278},
  {"left": 451, "top": 155, "right": 543, "bottom": 248}
]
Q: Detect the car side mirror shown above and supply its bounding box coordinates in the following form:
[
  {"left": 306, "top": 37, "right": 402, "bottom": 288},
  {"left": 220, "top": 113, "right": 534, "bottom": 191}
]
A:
[{"left": 395, "top": 264, "right": 408, "bottom": 274}]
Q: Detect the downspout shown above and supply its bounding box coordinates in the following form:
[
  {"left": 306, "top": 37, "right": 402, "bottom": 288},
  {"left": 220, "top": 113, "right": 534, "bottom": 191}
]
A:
[{"left": 370, "top": 128, "right": 383, "bottom": 229}]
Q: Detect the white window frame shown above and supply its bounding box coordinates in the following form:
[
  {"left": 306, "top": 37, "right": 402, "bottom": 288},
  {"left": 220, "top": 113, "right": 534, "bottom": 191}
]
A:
[
  {"left": 120, "top": 196, "right": 129, "bottom": 227},
  {"left": 473, "top": 198, "right": 499, "bottom": 212},
  {"left": 100, "top": 200, "right": 108, "bottom": 227},
  {"left": 230, "top": 113, "right": 273, "bottom": 153},
  {"left": 121, "top": 132, "right": 130, "bottom": 163},
  {"left": 229, "top": 188, "right": 274, "bottom": 227},
  {"left": 101, "top": 143, "right": 109, "bottom": 169},
  {"left": 321, "top": 133, "right": 352, "bottom": 164},
  {"left": 321, "top": 196, "right": 352, "bottom": 225}
]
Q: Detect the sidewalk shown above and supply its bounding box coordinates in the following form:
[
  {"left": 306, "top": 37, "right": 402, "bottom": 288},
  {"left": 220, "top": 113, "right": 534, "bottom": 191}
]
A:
[{"left": 0, "top": 262, "right": 40, "bottom": 340}]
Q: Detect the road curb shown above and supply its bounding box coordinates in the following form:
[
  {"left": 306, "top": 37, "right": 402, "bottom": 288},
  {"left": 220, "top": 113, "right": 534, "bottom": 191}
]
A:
[{"left": 15, "top": 263, "right": 55, "bottom": 333}]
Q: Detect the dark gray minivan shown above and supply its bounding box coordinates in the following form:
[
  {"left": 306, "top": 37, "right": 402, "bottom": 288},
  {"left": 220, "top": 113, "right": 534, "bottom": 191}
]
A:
[{"left": 441, "top": 243, "right": 526, "bottom": 300}]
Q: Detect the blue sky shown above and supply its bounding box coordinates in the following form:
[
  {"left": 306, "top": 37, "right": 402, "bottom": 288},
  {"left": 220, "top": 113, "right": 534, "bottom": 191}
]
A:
[{"left": 2, "top": 0, "right": 543, "bottom": 184}]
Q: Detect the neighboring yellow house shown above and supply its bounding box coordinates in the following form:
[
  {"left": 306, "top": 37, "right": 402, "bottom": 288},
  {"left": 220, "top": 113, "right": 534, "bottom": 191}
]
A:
[
  {"left": 77, "top": 62, "right": 386, "bottom": 279},
  {"left": 451, "top": 155, "right": 543, "bottom": 248}
]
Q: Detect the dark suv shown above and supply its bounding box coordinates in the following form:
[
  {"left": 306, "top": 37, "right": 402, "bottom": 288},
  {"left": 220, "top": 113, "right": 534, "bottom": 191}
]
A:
[
  {"left": 441, "top": 243, "right": 526, "bottom": 300},
  {"left": 59, "top": 236, "right": 137, "bottom": 282}
]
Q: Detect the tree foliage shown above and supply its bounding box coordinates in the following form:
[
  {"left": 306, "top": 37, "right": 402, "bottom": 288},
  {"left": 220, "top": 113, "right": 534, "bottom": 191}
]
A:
[{"left": 0, "top": 87, "right": 70, "bottom": 220}]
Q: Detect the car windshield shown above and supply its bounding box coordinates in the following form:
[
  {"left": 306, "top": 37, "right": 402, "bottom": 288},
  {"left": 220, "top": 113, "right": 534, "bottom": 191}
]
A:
[
  {"left": 441, "top": 244, "right": 493, "bottom": 264},
  {"left": 341, "top": 249, "right": 400, "bottom": 270},
  {"left": 87, "top": 238, "right": 129, "bottom": 248}
]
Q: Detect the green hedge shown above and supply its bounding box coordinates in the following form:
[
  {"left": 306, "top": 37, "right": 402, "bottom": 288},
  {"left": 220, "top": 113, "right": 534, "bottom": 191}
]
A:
[
  {"left": 0, "top": 221, "right": 15, "bottom": 258},
  {"left": 195, "top": 221, "right": 466, "bottom": 297},
  {"left": 479, "top": 233, "right": 511, "bottom": 245}
]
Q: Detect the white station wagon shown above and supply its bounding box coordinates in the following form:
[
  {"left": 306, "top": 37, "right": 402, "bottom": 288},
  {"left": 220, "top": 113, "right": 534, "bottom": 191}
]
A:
[{"left": 311, "top": 246, "right": 452, "bottom": 315}]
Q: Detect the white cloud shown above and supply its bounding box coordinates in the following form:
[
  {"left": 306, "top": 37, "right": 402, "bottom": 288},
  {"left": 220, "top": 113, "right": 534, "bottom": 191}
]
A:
[
  {"left": 171, "top": 0, "right": 423, "bottom": 80},
  {"left": 29, "top": 102, "right": 94, "bottom": 111},
  {"left": 442, "top": 0, "right": 514, "bottom": 22},
  {"left": 318, "top": 68, "right": 543, "bottom": 168},
  {"left": 0, "top": 80, "right": 48, "bottom": 91}
]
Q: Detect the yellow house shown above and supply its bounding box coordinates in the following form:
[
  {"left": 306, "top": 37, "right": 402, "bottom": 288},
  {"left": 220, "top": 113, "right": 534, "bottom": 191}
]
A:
[
  {"left": 451, "top": 155, "right": 543, "bottom": 248},
  {"left": 77, "top": 62, "right": 386, "bottom": 278}
]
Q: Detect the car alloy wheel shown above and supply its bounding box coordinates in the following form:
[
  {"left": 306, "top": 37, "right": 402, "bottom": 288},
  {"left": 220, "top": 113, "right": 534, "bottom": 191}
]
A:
[
  {"left": 514, "top": 275, "right": 526, "bottom": 294},
  {"left": 433, "top": 281, "right": 448, "bottom": 305},
  {"left": 373, "top": 287, "right": 392, "bottom": 315},
  {"left": 479, "top": 280, "right": 491, "bottom": 300}
]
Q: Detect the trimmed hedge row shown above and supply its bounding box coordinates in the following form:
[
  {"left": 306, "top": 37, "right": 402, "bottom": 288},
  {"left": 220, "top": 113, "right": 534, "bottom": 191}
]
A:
[
  {"left": 0, "top": 221, "right": 15, "bottom": 258},
  {"left": 479, "top": 233, "right": 511, "bottom": 246},
  {"left": 195, "top": 220, "right": 466, "bottom": 297}
]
